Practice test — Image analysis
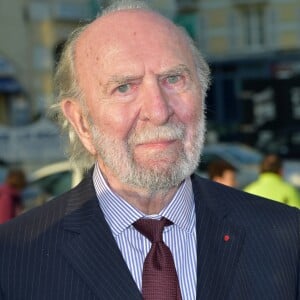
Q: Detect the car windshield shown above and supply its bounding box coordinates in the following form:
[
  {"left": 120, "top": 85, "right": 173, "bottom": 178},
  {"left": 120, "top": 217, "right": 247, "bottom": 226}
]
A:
[
  {"left": 223, "top": 146, "right": 262, "bottom": 165},
  {"left": 33, "top": 171, "right": 72, "bottom": 197},
  {"left": 204, "top": 144, "right": 261, "bottom": 164}
]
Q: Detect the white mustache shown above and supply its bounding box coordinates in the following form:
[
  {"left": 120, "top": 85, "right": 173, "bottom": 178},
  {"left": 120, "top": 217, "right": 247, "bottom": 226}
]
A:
[{"left": 128, "top": 123, "right": 185, "bottom": 145}]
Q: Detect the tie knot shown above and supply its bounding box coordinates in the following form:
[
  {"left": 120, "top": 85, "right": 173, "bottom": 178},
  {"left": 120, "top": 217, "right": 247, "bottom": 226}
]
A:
[{"left": 133, "top": 217, "right": 172, "bottom": 243}]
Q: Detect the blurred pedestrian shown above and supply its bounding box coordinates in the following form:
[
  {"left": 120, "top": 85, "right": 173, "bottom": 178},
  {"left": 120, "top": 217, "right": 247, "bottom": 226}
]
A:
[
  {"left": 207, "top": 159, "right": 237, "bottom": 187},
  {"left": 0, "top": 168, "right": 26, "bottom": 223},
  {"left": 0, "top": 1, "right": 299, "bottom": 299},
  {"left": 244, "top": 154, "right": 300, "bottom": 208}
]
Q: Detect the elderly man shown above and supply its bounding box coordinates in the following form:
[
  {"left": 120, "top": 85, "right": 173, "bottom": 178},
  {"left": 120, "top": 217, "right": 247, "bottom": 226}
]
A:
[{"left": 0, "top": 1, "right": 299, "bottom": 299}]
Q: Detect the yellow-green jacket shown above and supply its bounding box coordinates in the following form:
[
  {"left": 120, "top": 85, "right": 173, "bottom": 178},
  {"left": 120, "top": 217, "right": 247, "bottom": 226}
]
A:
[{"left": 244, "top": 173, "right": 300, "bottom": 209}]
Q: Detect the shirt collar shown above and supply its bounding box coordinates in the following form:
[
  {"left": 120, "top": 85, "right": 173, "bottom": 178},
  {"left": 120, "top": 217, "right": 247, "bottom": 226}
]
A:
[{"left": 93, "top": 163, "right": 195, "bottom": 237}]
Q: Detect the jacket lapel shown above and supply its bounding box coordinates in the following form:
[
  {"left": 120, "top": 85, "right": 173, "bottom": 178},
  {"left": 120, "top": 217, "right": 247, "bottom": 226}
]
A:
[
  {"left": 192, "top": 176, "right": 246, "bottom": 300},
  {"left": 60, "top": 172, "right": 245, "bottom": 300},
  {"left": 61, "top": 175, "right": 142, "bottom": 300}
]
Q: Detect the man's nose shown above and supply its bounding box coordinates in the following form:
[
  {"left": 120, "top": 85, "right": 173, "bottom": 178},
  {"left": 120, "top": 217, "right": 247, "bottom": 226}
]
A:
[{"left": 139, "top": 80, "right": 174, "bottom": 125}]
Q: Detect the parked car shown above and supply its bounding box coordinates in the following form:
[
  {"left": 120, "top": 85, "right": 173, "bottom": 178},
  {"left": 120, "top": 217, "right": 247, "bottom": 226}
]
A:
[
  {"left": 22, "top": 161, "right": 83, "bottom": 210},
  {"left": 196, "top": 143, "right": 263, "bottom": 189},
  {"left": 282, "top": 160, "right": 300, "bottom": 192}
]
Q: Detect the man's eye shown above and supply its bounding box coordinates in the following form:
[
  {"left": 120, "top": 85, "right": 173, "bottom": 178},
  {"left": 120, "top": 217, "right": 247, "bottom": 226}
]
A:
[
  {"left": 166, "top": 75, "right": 181, "bottom": 84},
  {"left": 117, "top": 84, "right": 130, "bottom": 93}
]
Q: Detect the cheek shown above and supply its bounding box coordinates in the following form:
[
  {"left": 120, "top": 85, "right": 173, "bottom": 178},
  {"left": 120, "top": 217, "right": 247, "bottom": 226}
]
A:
[
  {"left": 174, "top": 93, "right": 202, "bottom": 128},
  {"left": 171, "top": 82, "right": 201, "bottom": 114},
  {"left": 89, "top": 103, "right": 138, "bottom": 141},
  {"left": 174, "top": 95, "right": 203, "bottom": 151}
]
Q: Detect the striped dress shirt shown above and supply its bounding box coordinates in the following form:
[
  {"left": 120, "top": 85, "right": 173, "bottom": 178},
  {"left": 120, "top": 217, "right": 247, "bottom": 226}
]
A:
[{"left": 93, "top": 163, "right": 197, "bottom": 300}]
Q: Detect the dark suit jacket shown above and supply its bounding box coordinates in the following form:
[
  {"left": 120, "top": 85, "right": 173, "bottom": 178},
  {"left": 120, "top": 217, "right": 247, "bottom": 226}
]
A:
[{"left": 0, "top": 173, "right": 299, "bottom": 300}]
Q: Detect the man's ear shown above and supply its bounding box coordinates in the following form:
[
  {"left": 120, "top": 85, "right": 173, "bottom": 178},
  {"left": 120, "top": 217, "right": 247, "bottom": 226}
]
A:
[{"left": 60, "top": 98, "right": 97, "bottom": 155}]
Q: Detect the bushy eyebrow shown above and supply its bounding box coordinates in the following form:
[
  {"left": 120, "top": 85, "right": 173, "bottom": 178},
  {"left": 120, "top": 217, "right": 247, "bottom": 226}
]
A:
[
  {"left": 102, "top": 75, "right": 141, "bottom": 94},
  {"left": 158, "top": 64, "right": 191, "bottom": 78},
  {"left": 101, "top": 64, "right": 192, "bottom": 93}
]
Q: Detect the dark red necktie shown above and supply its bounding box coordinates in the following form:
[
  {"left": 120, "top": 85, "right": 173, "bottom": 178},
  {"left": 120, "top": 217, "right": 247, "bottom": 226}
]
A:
[{"left": 133, "top": 217, "right": 182, "bottom": 300}]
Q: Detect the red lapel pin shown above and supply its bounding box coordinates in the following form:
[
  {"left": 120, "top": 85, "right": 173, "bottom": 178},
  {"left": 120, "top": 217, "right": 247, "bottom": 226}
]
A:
[{"left": 223, "top": 234, "right": 230, "bottom": 242}]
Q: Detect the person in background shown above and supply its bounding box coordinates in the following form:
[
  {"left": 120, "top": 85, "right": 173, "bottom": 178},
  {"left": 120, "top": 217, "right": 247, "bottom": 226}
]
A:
[
  {"left": 0, "top": 1, "right": 299, "bottom": 299},
  {"left": 0, "top": 168, "right": 26, "bottom": 223},
  {"left": 207, "top": 159, "right": 237, "bottom": 188},
  {"left": 244, "top": 154, "right": 300, "bottom": 208}
]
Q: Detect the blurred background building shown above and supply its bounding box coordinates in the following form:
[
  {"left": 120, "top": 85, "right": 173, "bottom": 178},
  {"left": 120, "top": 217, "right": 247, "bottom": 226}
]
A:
[
  {"left": 0, "top": 0, "right": 300, "bottom": 171},
  {"left": 195, "top": 0, "right": 300, "bottom": 160}
]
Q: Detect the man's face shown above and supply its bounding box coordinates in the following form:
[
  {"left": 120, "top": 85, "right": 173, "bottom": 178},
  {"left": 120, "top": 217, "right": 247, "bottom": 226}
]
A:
[{"left": 74, "top": 10, "right": 206, "bottom": 192}]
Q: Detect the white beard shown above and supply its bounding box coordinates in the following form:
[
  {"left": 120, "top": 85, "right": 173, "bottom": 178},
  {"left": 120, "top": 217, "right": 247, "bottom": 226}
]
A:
[{"left": 90, "top": 115, "right": 206, "bottom": 192}]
